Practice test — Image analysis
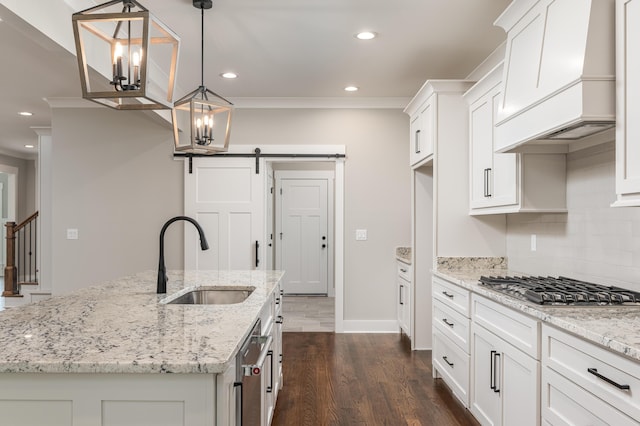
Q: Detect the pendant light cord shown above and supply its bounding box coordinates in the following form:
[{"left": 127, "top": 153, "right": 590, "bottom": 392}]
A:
[{"left": 200, "top": 7, "right": 205, "bottom": 88}]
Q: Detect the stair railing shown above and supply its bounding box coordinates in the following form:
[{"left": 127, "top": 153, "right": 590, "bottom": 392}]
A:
[{"left": 3, "top": 211, "right": 39, "bottom": 297}]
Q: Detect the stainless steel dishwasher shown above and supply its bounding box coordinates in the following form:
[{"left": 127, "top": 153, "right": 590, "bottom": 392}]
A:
[{"left": 235, "top": 319, "right": 272, "bottom": 425}]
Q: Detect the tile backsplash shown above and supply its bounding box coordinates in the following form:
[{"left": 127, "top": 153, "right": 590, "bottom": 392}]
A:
[{"left": 506, "top": 142, "right": 640, "bottom": 292}]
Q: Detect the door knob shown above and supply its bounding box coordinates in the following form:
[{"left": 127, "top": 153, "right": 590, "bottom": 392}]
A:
[
  {"left": 322, "top": 244, "right": 326, "bottom": 248},
  {"left": 322, "top": 236, "right": 326, "bottom": 240}
]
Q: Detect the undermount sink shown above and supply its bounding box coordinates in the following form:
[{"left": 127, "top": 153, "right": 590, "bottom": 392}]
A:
[{"left": 164, "top": 287, "right": 255, "bottom": 305}]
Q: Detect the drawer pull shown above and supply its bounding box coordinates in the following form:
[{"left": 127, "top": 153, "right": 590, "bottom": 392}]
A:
[
  {"left": 400, "top": 268, "right": 407, "bottom": 273},
  {"left": 442, "top": 318, "right": 454, "bottom": 328},
  {"left": 442, "top": 356, "right": 454, "bottom": 368},
  {"left": 587, "top": 368, "right": 630, "bottom": 390},
  {"left": 442, "top": 291, "right": 454, "bottom": 299}
]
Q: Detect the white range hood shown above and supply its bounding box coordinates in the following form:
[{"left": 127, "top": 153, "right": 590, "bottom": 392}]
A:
[{"left": 494, "top": 0, "right": 615, "bottom": 153}]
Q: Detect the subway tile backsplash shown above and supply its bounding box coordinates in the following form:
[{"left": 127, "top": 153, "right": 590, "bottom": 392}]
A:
[{"left": 506, "top": 142, "right": 640, "bottom": 292}]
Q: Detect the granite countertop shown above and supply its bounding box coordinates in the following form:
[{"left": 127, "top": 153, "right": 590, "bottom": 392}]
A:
[
  {"left": 434, "top": 268, "right": 640, "bottom": 362},
  {"left": 396, "top": 247, "right": 411, "bottom": 264},
  {"left": 0, "top": 270, "right": 284, "bottom": 374}
]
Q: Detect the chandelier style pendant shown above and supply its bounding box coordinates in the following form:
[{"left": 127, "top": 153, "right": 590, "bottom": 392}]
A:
[
  {"left": 72, "top": 0, "right": 180, "bottom": 110},
  {"left": 172, "top": 0, "right": 233, "bottom": 154}
]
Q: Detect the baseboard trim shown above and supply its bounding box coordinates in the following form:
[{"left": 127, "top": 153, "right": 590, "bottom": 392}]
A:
[{"left": 342, "top": 320, "right": 399, "bottom": 333}]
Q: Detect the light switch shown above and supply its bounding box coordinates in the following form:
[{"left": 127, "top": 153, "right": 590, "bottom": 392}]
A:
[
  {"left": 355, "top": 229, "right": 367, "bottom": 241},
  {"left": 67, "top": 228, "right": 79, "bottom": 240},
  {"left": 530, "top": 234, "right": 536, "bottom": 251}
]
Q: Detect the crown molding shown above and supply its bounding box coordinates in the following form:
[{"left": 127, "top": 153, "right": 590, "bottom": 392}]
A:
[{"left": 228, "top": 97, "right": 411, "bottom": 109}]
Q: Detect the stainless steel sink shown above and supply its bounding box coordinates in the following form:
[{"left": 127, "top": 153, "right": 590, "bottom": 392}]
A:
[{"left": 165, "top": 287, "right": 254, "bottom": 305}]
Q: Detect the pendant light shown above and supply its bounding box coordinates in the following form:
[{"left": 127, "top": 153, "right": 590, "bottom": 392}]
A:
[
  {"left": 72, "top": 0, "right": 180, "bottom": 110},
  {"left": 172, "top": 0, "right": 234, "bottom": 154}
]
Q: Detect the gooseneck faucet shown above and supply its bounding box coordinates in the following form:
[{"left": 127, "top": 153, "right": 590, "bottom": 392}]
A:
[{"left": 157, "top": 216, "right": 209, "bottom": 294}]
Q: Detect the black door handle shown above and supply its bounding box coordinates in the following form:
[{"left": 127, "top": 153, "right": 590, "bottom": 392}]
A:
[
  {"left": 322, "top": 244, "right": 326, "bottom": 248},
  {"left": 255, "top": 241, "right": 259, "bottom": 268}
]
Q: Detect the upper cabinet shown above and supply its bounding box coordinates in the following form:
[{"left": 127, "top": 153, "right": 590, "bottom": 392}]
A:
[
  {"left": 494, "top": 0, "right": 615, "bottom": 153},
  {"left": 614, "top": 0, "right": 640, "bottom": 207},
  {"left": 404, "top": 81, "right": 472, "bottom": 167},
  {"left": 465, "top": 62, "right": 568, "bottom": 215}
]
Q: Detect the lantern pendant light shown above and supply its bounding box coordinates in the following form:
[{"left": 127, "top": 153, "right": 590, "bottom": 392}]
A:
[
  {"left": 172, "top": 0, "right": 234, "bottom": 154},
  {"left": 72, "top": 0, "right": 180, "bottom": 110}
]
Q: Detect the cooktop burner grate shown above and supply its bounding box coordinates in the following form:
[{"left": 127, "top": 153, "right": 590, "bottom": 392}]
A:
[{"left": 479, "top": 276, "right": 640, "bottom": 306}]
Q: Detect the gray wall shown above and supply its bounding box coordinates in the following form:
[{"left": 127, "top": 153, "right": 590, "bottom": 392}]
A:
[
  {"left": 506, "top": 142, "right": 640, "bottom": 291},
  {"left": 50, "top": 106, "right": 412, "bottom": 324}
]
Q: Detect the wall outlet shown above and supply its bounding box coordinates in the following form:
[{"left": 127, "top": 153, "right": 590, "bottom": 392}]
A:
[
  {"left": 355, "top": 229, "right": 367, "bottom": 241},
  {"left": 530, "top": 234, "right": 537, "bottom": 251},
  {"left": 67, "top": 228, "right": 79, "bottom": 240}
]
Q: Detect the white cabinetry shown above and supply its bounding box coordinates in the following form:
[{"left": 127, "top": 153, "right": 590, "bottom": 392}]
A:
[
  {"left": 465, "top": 62, "right": 567, "bottom": 215},
  {"left": 470, "top": 294, "right": 540, "bottom": 426},
  {"left": 542, "top": 324, "right": 640, "bottom": 425},
  {"left": 432, "top": 276, "right": 471, "bottom": 407},
  {"left": 261, "top": 282, "right": 283, "bottom": 426},
  {"left": 397, "top": 260, "right": 412, "bottom": 336},
  {"left": 614, "top": 0, "right": 640, "bottom": 207},
  {"left": 408, "top": 95, "right": 435, "bottom": 166}
]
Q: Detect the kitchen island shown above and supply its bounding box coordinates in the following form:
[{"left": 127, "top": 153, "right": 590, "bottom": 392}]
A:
[{"left": 0, "top": 269, "right": 284, "bottom": 426}]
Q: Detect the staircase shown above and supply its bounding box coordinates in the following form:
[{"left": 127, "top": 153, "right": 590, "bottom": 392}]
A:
[{"left": 1, "top": 212, "right": 51, "bottom": 309}]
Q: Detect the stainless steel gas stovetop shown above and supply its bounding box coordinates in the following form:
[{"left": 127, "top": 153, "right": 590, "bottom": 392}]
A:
[{"left": 479, "top": 275, "right": 640, "bottom": 306}]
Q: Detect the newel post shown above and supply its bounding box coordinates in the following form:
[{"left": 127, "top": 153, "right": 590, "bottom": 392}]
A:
[{"left": 3, "top": 221, "right": 17, "bottom": 296}]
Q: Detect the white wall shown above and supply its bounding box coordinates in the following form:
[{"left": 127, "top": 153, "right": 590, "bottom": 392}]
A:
[
  {"left": 51, "top": 107, "right": 183, "bottom": 295},
  {"left": 49, "top": 106, "right": 412, "bottom": 324},
  {"left": 506, "top": 142, "right": 640, "bottom": 291}
]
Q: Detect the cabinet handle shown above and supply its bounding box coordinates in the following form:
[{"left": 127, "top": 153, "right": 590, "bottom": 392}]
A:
[
  {"left": 400, "top": 268, "right": 407, "bottom": 273},
  {"left": 442, "top": 291, "right": 454, "bottom": 299},
  {"left": 587, "top": 368, "right": 630, "bottom": 390},
  {"left": 487, "top": 168, "right": 492, "bottom": 197},
  {"left": 267, "top": 350, "right": 274, "bottom": 393},
  {"left": 442, "top": 318, "right": 454, "bottom": 328},
  {"left": 490, "top": 350, "right": 495, "bottom": 391},
  {"left": 276, "top": 315, "right": 284, "bottom": 325},
  {"left": 415, "top": 129, "right": 421, "bottom": 154},
  {"left": 493, "top": 352, "right": 501, "bottom": 393},
  {"left": 442, "top": 356, "right": 454, "bottom": 368},
  {"left": 399, "top": 284, "right": 404, "bottom": 305},
  {"left": 483, "top": 168, "right": 493, "bottom": 198},
  {"left": 233, "top": 382, "right": 243, "bottom": 425}
]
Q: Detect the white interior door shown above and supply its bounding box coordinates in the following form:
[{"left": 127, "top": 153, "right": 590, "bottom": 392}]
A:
[
  {"left": 277, "top": 174, "right": 329, "bottom": 295},
  {"left": 266, "top": 165, "right": 275, "bottom": 270},
  {"left": 184, "top": 157, "right": 265, "bottom": 270}
]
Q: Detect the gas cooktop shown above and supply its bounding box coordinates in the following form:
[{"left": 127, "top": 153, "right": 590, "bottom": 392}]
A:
[{"left": 479, "top": 275, "right": 640, "bottom": 306}]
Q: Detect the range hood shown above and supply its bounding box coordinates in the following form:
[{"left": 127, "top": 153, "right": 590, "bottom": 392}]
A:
[{"left": 493, "top": 0, "right": 615, "bottom": 153}]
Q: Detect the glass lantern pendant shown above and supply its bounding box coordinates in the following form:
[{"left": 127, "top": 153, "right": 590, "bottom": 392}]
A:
[
  {"left": 72, "top": 0, "right": 180, "bottom": 110},
  {"left": 172, "top": 0, "right": 233, "bottom": 154}
]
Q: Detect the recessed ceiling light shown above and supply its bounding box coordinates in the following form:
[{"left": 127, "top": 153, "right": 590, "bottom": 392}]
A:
[
  {"left": 24, "top": 144, "right": 35, "bottom": 149},
  {"left": 18, "top": 111, "right": 33, "bottom": 116},
  {"left": 344, "top": 86, "right": 359, "bottom": 92},
  {"left": 355, "top": 31, "right": 377, "bottom": 40},
  {"left": 220, "top": 72, "right": 237, "bottom": 79}
]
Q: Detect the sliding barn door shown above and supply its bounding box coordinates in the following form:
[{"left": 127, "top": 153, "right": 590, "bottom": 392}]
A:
[{"left": 185, "top": 157, "right": 265, "bottom": 270}]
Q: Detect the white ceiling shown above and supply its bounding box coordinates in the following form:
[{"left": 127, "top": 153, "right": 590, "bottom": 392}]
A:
[{"left": 0, "top": 0, "right": 510, "bottom": 158}]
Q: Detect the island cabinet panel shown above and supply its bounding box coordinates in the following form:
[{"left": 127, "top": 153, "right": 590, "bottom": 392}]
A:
[{"left": 0, "top": 373, "right": 217, "bottom": 425}]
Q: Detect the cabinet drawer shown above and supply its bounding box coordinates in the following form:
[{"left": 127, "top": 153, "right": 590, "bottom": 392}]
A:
[
  {"left": 433, "top": 299, "right": 470, "bottom": 353},
  {"left": 397, "top": 262, "right": 411, "bottom": 282},
  {"left": 433, "top": 277, "right": 470, "bottom": 317},
  {"left": 542, "top": 366, "right": 639, "bottom": 426},
  {"left": 543, "top": 325, "right": 640, "bottom": 421},
  {"left": 472, "top": 294, "right": 539, "bottom": 359},
  {"left": 433, "top": 328, "right": 470, "bottom": 408}
]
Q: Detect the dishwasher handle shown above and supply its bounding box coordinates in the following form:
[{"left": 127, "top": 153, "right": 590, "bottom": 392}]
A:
[{"left": 242, "top": 335, "right": 273, "bottom": 376}]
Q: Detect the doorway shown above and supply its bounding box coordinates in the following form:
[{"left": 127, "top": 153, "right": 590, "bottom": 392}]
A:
[
  {"left": 275, "top": 170, "right": 333, "bottom": 295},
  {"left": 0, "top": 167, "right": 18, "bottom": 276}
]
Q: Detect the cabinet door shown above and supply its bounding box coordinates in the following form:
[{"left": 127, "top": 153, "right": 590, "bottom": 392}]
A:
[
  {"left": 185, "top": 157, "right": 265, "bottom": 270},
  {"left": 615, "top": 0, "right": 640, "bottom": 204},
  {"left": 471, "top": 324, "right": 502, "bottom": 426},
  {"left": 469, "top": 91, "right": 494, "bottom": 209},
  {"left": 403, "top": 280, "right": 412, "bottom": 337},
  {"left": 489, "top": 90, "right": 517, "bottom": 207},
  {"left": 410, "top": 99, "right": 435, "bottom": 165},
  {"left": 501, "top": 338, "right": 540, "bottom": 426}
]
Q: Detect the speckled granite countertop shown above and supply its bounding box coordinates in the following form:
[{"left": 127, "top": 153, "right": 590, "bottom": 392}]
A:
[
  {"left": 396, "top": 247, "right": 411, "bottom": 264},
  {"left": 434, "top": 268, "right": 640, "bottom": 362},
  {"left": 0, "top": 270, "right": 284, "bottom": 374}
]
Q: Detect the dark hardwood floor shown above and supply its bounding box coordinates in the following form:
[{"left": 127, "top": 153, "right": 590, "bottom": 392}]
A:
[{"left": 272, "top": 332, "right": 480, "bottom": 426}]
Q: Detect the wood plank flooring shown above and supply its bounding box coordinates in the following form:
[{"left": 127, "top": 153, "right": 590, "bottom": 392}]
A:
[{"left": 272, "top": 333, "right": 479, "bottom": 426}]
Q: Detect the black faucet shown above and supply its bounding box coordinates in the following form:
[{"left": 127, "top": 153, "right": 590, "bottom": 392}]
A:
[{"left": 157, "top": 216, "right": 209, "bottom": 294}]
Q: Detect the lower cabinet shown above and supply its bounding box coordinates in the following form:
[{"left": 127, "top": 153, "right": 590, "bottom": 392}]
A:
[
  {"left": 397, "top": 261, "right": 412, "bottom": 337},
  {"left": 470, "top": 321, "right": 540, "bottom": 426},
  {"left": 262, "top": 283, "right": 284, "bottom": 426},
  {"left": 541, "top": 324, "right": 640, "bottom": 425}
]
